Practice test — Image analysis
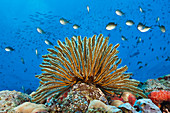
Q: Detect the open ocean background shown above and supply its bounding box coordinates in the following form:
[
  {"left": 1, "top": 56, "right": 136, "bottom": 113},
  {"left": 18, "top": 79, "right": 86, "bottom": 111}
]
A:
[{"left": 0, "top": 0, "right": 169, "bottom": 93}]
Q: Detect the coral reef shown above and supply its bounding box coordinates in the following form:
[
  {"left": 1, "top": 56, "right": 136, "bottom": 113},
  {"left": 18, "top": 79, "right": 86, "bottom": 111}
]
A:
[
  {"left": 106, "top": 91, "right": 136, "bottom": 108},
  {"left": 87, "top": 99, "right": 162, "bottom": 113},
  {"left": 111, "top": 100, "right": 124, "bottom": 107},
  {"left": 157, "top": 74, "right": 170, "bottom": 88},
  {"left": 134, "top": 99, "right": 162, "bottom": 113},
  {"left": 10, "top": 102, "right": 49, "bottom": 113},
  {"left": 148, "top": 90, "right": 170, "bottom": 106},
  {"left": 0, "top": 89, "right": 164, "bottom": 112},
  {"left": 160, "top": 101, "right": 170, "bottom": 113},
  {"left": 141, "top": 79, "right": 169, "bottom": 94},
  {"left": 87, "top": 107, "right": 109, "bottom": 113},
  {"left": 87, "top": 100, "right": 122, "bottom": 113},
  {"left": 118, "top": 103, "right": 136, "bottom": 113},
  {"left": 121, "top": 92, "right": 136, "bottom": 106},
  {"left": 45, "top": 83, "right": 108, "bottom": 112},
  {"left": 31, "top": 34, "right": 146, "bottom": 104},
  {"left": 0, "top": 90, "right": 30, "bottom": 112},
  {"left": 138, "top": 74, "right": 170, "bottom": 112}
]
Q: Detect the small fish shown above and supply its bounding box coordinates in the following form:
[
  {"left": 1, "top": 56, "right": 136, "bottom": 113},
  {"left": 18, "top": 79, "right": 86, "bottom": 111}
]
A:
[
  {"left": 137, "top": 37, "right": 142, "bottom": 44},
  {"left": 156, "top": 17, "right": 160, "bottom": 23},
  {"left": 73, "top": 24, "right": 80, "bottom": 29},
  {"left": 130, "top": 51, "right": 140, "bottom": 57},
  {"left": 35, "top": 48, "right": 38, "bottom": 56},
  {"left": 45, "top": 39, "right": 53, "bottom": 46},
  {"left": 138, "top": 66, "right": 143, "bottom": 69},
  {"left": 5, "top": 47, "right": 14, "bottom": 51},
  {"left": 37, "top": 27, "right": 45, "bottom": 34},
  {"left": 119, "top": 27, "right": 122, "bottom": 32},
  {"left": 126, "top": 20, "right": 134, "bottom": 26},
  {"left": 151, "top": 48, "right": 154, "bottom": 51},
  {"left": 140, "top": 27, "right": 151, "bottom": 32},
  {"left": 115, "top": 10, "right": 124, "bottom": 16},
  {"left": 163, "top": 47, "right": 166, "bottom": 51},
  {"left": 72, "top": 35, "right": 77, "bottom": 40},
  {"left": 165, "top": 56, "right": 170, "bottom": 61},
  {"left": 60, "top": 18, "right": 70, "bottom": 25},
  {"left": 137, "top": 61, "right": 142, "bottom": 65},
  {"left": 159, "top": 25, "right": 165, "bottom": 33},
  {"left": 21, "top": 57, "right": 25, "bottom": 64},
  {"left": 106, "top": 22, "right": 117, "bottom": 30},
  {"left": 137, "top": 23, "right": 151, "bottom": 32},
  {"left": 139, "top": 7, "right": 144, "bottom": 13},
  {"left": 121, "top": 36, "right": 128, "bottom": 41},
  {"left": 87, "top": 5, "right": 90, "bottom": 13},
  {"left": 137, "top": 23, "right": 144, "bottom": 30}
]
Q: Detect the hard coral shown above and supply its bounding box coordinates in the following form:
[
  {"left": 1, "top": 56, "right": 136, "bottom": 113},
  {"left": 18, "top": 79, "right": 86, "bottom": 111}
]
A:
[
  {"left": 45, "top": 83, "right": 108, "bottom": 112},
  {"left": 141, "top": 79, "right": 169, "bottom": 94},
  {"left": 111, "top": 100, "right": 124, "bottom": 107},
  {"left": 157, "top": 74, "right": 170, "bottom": 88},
  {"left": 118, "top": 103, "right": 136, "bottom": 113},
  {"left": 11, "top": 102, "right": 49, "bottom": 113},
  {"left": 31, "top": 34, "right": 146, "bottom": 103},
  {"left": 121, "top": 92, "right": 136, "bottom": 106},
  {"left": 87, "top": 100, "right": 122, "bottom": 113},
  {"left": 109, "top": 92, "right": 136, "bottom": 107},
  {"left": 0, "top": 90, "right": 30, "bottom": 112},
  {"left": 134, "top": 99, "right": 162, "bottom": 113}
]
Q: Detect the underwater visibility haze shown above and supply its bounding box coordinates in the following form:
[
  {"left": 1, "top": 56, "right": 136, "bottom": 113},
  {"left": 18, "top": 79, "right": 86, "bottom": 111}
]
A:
[{"left": 0, "top": 0, "right": 169, "bottom": 95}]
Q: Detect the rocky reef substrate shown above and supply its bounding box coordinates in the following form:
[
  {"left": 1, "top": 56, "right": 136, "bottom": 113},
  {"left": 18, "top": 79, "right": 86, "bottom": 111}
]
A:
[{"left": 0, "top": 74, "right": 169, "bottom": 113}]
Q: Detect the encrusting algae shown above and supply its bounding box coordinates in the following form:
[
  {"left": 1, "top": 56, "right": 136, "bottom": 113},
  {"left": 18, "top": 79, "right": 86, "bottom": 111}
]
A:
[{"left": 31, "top": 34, "right": 147, "bottom": 103}]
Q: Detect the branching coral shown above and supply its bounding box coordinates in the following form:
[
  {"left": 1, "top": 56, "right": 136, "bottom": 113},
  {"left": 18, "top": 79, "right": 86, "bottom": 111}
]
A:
[{"left": 31, "top": 34, "right": 146, "bottom": 103}]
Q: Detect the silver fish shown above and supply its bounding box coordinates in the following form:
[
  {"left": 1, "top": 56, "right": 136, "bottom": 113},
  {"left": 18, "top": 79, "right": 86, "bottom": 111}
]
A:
[
  {"left": 72, "top": 35, "right": 77, "bottom": 40},
  {"left": 73, "top": 24, "right": 80, "bottom": 29},
  {"left": 87, "top": 5, "right": 90, "bottom": 13},
  {"left": 45, "top": 39, "right": 53, "bottom": 46},
  {"left": 35, "top": 48, "right": 38, "bottom": 56},
  {"left": 126, "top": 20, "right": 134, "bottom": 26},
  {"left": 137, "top": 37, "right": 142, "bottom": 44},
  {"left": 60, "top": 18, "right": 70, "bottom": 25},
  {"left": 5, "top": 47, "right": 14, "bottom": 51},
  {"left": 106, "top": 22, "right": 117, "bottom": 30},
  {"left": 159, "top": 25, "right": 165, "bottom": 33},
  {"left": 115, "top": 10, "right": 124, "bottom": 16},
  {"left": 137, "top": 23, "right": 151, "bottom": 32},
  {"left": 21, "top": 57, "right": 25, "bottom": 64},
  {"left": 156, "top": 17, "right": 160, "bottom": 23},
  {"left": 37, "top": 27, "right": 45, "bottom": 34},
  {"left": 121, "top": 36, "right": 128, "bottom": 41},
  {"left": 139, "top": 7, "right": 144, "bottom": 13}
]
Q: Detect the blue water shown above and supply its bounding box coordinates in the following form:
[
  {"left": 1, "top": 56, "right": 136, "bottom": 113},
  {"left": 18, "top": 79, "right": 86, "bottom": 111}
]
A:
[{"left": 0, "top": 0, "right": 169, "bottom": 93}]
